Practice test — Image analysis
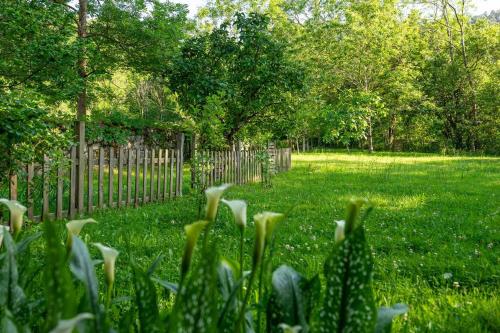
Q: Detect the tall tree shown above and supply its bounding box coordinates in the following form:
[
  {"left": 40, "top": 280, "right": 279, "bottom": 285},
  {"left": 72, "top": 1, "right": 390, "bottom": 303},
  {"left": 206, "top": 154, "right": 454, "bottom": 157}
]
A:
[{"left": 169, "top": 12, "right": 303, "bottom": 145}]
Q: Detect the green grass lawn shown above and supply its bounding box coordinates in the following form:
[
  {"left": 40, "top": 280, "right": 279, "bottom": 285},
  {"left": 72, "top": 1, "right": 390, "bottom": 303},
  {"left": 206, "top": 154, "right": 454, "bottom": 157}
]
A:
[{"left": 62, "top": 151, "right": 499, "bottom": 332}]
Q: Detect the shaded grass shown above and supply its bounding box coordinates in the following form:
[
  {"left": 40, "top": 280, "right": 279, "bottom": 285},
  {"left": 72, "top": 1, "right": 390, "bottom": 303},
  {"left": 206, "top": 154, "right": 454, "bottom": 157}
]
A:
[{"left": 24, "top": 151, "right": 500, "bottom": 331}]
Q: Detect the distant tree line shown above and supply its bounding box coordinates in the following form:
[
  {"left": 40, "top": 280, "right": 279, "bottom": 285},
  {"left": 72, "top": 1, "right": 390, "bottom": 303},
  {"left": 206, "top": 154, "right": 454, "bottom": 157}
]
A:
[{"left": 0, "top": 0, "right": 498, "bottom": 179}]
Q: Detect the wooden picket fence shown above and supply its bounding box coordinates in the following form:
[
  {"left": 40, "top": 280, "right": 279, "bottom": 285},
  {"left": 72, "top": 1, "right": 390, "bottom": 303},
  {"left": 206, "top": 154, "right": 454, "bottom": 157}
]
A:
[
  {"left": 193, "top": 147, "right": 291, "bottom": 188},
  {"left": 5, "top": 134, "right": 185, "bottom": 222},
  {"left": 3, "top": 139, "right": 291, "bottom": 222}
]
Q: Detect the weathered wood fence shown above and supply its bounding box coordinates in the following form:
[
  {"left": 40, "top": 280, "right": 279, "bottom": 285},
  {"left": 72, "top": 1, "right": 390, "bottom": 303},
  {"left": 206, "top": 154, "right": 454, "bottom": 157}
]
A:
[
  {"left": 193, "top": 147, "right": 291, "bottom": 188},
  {"left": 4, "top": 138, "right": 291, "bottom": 221},
  {"left": 6, "top": 134, "right": 185, "bottom": 222}
]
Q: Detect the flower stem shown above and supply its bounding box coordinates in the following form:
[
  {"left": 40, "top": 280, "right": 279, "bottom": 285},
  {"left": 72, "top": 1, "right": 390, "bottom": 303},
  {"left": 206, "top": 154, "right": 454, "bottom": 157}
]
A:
[
  {"left": 256, "top": 247, "right": 267, "bottom": 333},
  {"left": 239, "top": 228, "right": 244, "bottom": 302},
  {"left": 106, "top": 282, "right": 114, "bottom": 311},
  {"left": 236, "top": 267, "right": 257, "bottom": 333}
]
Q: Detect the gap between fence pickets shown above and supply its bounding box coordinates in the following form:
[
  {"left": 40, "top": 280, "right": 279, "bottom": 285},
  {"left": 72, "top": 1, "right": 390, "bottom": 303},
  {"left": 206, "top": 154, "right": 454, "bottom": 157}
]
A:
[{"left": 5, "top": 144, "right": 291, "bottom": 222}]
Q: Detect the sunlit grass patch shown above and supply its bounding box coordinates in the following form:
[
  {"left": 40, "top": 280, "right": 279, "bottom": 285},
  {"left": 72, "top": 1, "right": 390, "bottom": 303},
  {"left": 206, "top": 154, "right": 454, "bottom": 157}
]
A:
[{"left": 20, "top": 150, "right": 497, "bottom": 332}]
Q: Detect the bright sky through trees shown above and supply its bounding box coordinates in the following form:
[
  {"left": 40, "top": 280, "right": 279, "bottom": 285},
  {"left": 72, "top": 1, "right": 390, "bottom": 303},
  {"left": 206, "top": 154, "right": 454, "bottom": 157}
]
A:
[{"left": 174, "top": 0, "right": 500, "bottom": 16}]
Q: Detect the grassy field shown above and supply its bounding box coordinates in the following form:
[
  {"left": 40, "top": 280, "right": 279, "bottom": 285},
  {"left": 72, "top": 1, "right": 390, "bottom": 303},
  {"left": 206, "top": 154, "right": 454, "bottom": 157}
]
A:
[{"left": 47, "top": 151, "right": 499, "bottom": 332}]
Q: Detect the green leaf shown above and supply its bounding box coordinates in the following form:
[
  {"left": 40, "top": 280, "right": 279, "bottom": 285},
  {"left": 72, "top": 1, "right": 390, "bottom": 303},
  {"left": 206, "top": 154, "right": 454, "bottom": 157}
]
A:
[
  {"left": 15, "top": 231, "right": 42, "bottom": 254},
  {"left": 151, "top": 278, "right": 178, "bottom": 293},
  {"left": 69, "top": 236, "right": 104, "bottom": 332},
  {"left": 43, "top": 221, "right": 76, "bottom": 331},
  {"left": 375, "top": 303, "right": 408, "bottom": 333},
  {"left": 132, "top": 263, "right": 161, "bottom": 333},
  {"left": 0, "top": 310, "right": 19, "bottom": 333},
  {"left": 49, "top": 312, "right": 93, "bottom": 333},
  {"left": 266, "top": 265, "right": 320, "bottom": 333},
  {"left": 216, "top": 259, "right": 250, "bottom": 330},
  {"left": 147, "top": 253, "right": 164, "bottom": 277},
  {"left": 0, "top": 230, "right": 26, "bottom": 316},
  {"left": 316, "top": 201, "right": 377, "bottom": 333},
  {"left": 168, "top": 243, "right": 219, "bottom": 333}
]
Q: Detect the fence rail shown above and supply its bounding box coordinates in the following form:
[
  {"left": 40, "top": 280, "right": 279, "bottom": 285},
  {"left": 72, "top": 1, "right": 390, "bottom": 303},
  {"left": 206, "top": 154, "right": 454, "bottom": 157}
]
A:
[{"left": 3, "top": 140, "right": 291, "bottom": 222}]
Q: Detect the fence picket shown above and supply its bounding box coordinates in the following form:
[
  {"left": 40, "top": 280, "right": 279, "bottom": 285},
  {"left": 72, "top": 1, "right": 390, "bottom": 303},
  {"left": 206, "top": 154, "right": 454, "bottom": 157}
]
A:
[
  {"left": 143, "top": 148, "right": 148, "bottom": 204},
  {"left": 108, "top": 147, "right": 114, "bottom": 208},
  {"left": 169, "top": 149, "right": 175, "bottom": 198},
  {"left": 176, "top": 133, "right": 184, "bottom": 196},
  {"left": 98, "top": 147, "right": 104, "bottom": 209},
  {"left": 135, "top": 148, "right": 140, "bottom": 207},
  {"left": 127, "top": 148, "right": 132, "bottom": 206},
  {"left": 88, "top": 145, "right": 94, "bottom": 213},
  {"left": 118, "top": 147, "right": 124, "bottom": 208},
  {"left": 56, "top": 164, "right": 63, "bottom": 220},
  {"left": 42, "top": 156, "right": 49, "bottom": 221},
  {"left": 157, "top": 149, "right": 162, "bottom": 201},
  {"left": 69, "top": 146, "right": 77, "bottom": 219},
  {"left": 27, "top": 163, "right": 34, "bottom": 220},
  {"left": 163, "top": 149, "right": 168, "bottom": 200},
  {"left": 150, "top": 148, "right": 155, "bottom": 202}
]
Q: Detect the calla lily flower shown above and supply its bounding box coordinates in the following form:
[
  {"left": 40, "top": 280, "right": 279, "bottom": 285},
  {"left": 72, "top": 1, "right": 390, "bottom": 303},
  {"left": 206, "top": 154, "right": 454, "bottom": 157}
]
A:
[
  {"left": 66, "top": 218, "right": 97, "bottom": 249},
  {"left": 253, "top": 216, "right": 267, "bottom": 268},
  {"left": 0, "top": 225, "right": 9, "bottom": 248},
  {"left": 181, "top": 220, "right": 209, "bottom": 279},
  {"left": 93, "top": 243, "right": 119, "bottom": 286},
  {"left": 205, "top": 184, "right": 231, "bottom": 222},
  {"left": 49, "top": 313, "right": 93, "bottom": 333},
  {"left": 0, "top": 199, "right": 27, "bottom": 236},
  {"left": 334, "top": 220, "right": 345, "bottom": 244},
  {"left": 254, "top": 211, "right": 285, "bottom": 243},
  {"left": 221, "top": 199, "right": 247, "bottom": 230}
]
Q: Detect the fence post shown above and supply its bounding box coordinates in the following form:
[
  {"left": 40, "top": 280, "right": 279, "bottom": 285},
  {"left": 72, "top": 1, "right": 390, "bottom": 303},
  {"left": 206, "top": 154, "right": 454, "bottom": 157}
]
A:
[
  {"left": 176, "top": 133, "right": 184, "bottom": 196},
  {"left": 98, "top": 146, "right": 104, "bottom": 209},
  {"left": 135, "top": 147, "right": 140, "bottom": 207},
  {"left": 150, "top": 148, "right": 155, "bottom": 202},
  {"left": 117, "top": 146, "right": 124, "bottom": 207},
  {"left": 88, "top": 144, "right": 94, "bottom": 213},
  {"left": 190, "top": 133, "right": 197, "bottom": 188},
  {"left": 127, "top": 148, "right": 132, "bottom": 206},
  {"left": 108, "top": 147, "right": 114, "bottom": 208},
  {"left": 143, "top": 148, "right": 148, "bottom": 204},
  {"left": 42, "top": 155, "right": 50, "bottom": 221},
  {"left": 236, "top": 141, "right": 241, "bottom": 185},
  {"left": 157, "top": 148, "right": 162, "bottom": 201},
  {"left": 163, "top": 149, "right": 168, "bottom": 200},
  {"left": 27, "top": 163, "right": 34, "bottom": 220},
  {"left": 56, "top": 163, "right": 63, "bottom": 220},
  {"left": 69, "top": 146, "right": 77, "bottom": 219},
  {"left": 8, "top": 173, "right": 17, "bottom": 201},
  {"left": 77, "top": 145, "right": 85, "bottom": 214}
]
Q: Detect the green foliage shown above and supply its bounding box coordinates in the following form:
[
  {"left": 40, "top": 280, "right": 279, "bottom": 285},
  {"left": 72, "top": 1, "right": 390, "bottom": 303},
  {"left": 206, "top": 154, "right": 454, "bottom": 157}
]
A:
[
  {"left": 43, "top": 221, "right": 76, "bottom": 331},
  {"left": 169, "top": 12, "right": 304, "bottom": 144},
  {"left": 69, "top": 236, "right": 104, "bottom": 332},
  {"left": 317, "top": 200, "right": 377, "bottom": 332},
  {"left": 321, "top": 91, "right": 386, "bottom": 147},
  {"left": 132, "top": 264, "right": 161, "bottom": 333},
  {"left": 266, "top": 265, "right": 320, "bottom": 332},
  {"left": 0, "top": 91, "right": 72, "bottom": 181}
]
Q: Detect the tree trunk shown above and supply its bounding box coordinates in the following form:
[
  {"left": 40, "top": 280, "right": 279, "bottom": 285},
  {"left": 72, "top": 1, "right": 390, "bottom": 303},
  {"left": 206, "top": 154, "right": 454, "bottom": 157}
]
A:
[
  {"left": 367, "top": 115, "right": 374, "bottom": 153},
  {"left": 447, "top": 0, "right": 479, "bottom": 151},
  {"left": 75, "top": 0, "right": 87, "bottom": 213},
  {"left": 388, "top": 113, "right": 396, "bottom": 151}
]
